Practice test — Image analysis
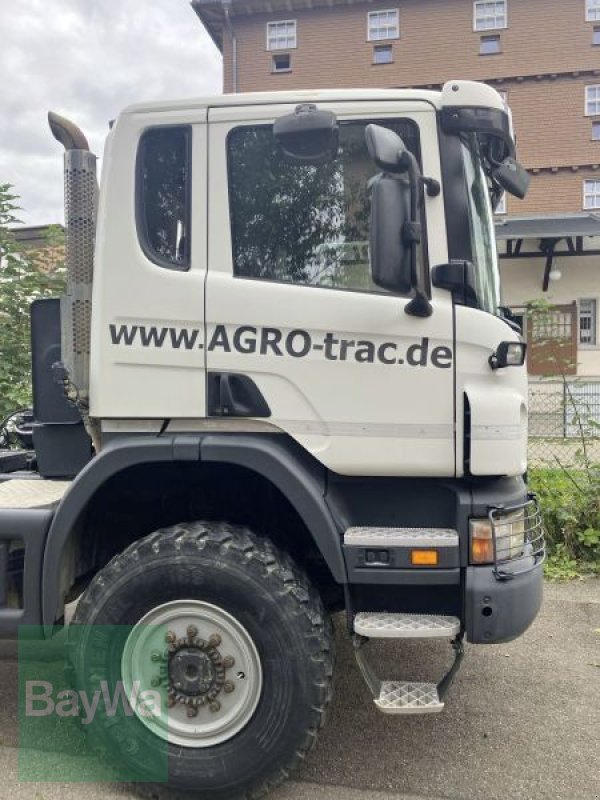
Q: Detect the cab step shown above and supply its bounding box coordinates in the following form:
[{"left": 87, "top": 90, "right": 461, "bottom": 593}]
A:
[
  {"left": 353, "top": 625, "right": 464, "bottom": 716},
  {"left": 376, "top": 681, "right": 443, "bottom": 715},
  {"left": 354, "top": 612, "right": 460, "bottom": 639}
]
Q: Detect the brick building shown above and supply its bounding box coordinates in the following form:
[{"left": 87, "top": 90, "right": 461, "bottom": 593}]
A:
[{"left": 193, "top": 0, "right": 600, "bottom": 380}]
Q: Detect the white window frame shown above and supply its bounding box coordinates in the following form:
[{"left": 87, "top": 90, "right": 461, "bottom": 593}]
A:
[
  {"left": 583, "top": 178, "right": 600, "bottom": 209},
  {"left": 586, "top": 85, "right": 600, "bottom": 115},
  {"left": 271, "top": 53, "right": 292, "bottom": 73},
  {"left": 579, "top": 298, "right": 598, "bottom": 346},
  {"left": 266, "top": 20, "right": 297, "bottom": 51},
  {"left": 367, "top": 9, "right": 400, "bottom": 41},
  {"left": 373, "top": 43, "right": 394, "bottom": 64},
  {"left": 586, "top": 0, "right": 600, "bottom": 22},
  {"left": 480, "top": 34, "right": 502, "bottom": 55},
  {"left": 473, "top": 0, "right": 508, "bottom": 31},
  {"left": 592, "top": 120, "right": 600, "bottom": 140},
  {"left": 495, "top": 193, "right": 507, "bottom": 214}
]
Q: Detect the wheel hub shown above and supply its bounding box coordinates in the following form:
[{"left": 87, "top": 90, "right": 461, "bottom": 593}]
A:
[
  {"left": 170, "top": 647, "right": 218, "bottom": 696},
  {"left": 165, "top": 627, "right": 234, "bottom": 714}
]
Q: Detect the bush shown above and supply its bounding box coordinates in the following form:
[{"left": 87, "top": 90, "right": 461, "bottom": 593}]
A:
[
  {"left": 529, "top": 466, "right": 600, "bottom": 579},
  {"left": 0, "top": 184, "right": 65, "bottom": 419}
]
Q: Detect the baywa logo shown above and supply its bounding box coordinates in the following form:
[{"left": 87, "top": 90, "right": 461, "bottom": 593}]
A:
[
  {"left": 25, "top": 680, "right": 162, "bottom": 725},
  {"left": 109, "top": 323, "right": 453, "bottom": 369}
]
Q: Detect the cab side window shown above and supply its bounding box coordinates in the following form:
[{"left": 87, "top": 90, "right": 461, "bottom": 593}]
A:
[
  {"left": 136, "top": 125, "right": 191, "bottom": 270},
  {"left": 227, "top": 118, "right": 422, "bottom": 293}
]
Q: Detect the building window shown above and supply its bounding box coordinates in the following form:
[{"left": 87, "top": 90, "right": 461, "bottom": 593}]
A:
[
  {"left": 227, "top": 118, "right": 421, "bottom": 293},
  {"left": 495, "top": 193, "right": 507, "bottom": 214},
  {"left": 373, "top": 44, "right": 393, "bottom": 64},
  {"left": 266, "top": 20, "right": 296, "bottom": 51},
  {"left": 593, "top": 25, "right": 600, "bottom": 43},
  {"left": 136, "top": 126, "right": 191, "bottom": 270},
  {"left": 272, "top": 53, "right": 291, "bottom": 72},
  {"left": 497, "top": 88, "right": 508, "bottom": 104},
  {"left": 474, "top": 1, "right": 507, "bottom": 31},
  {"left": 592, "top": 121, "right": 600, "bottom": 140},
  {"left": 368, "top": 10, "right": 399, "bottom": 41},
  {"left": 480, "top": 34, "right": 501, "bottom": 54},
  {"left": 587, "top": 0, "right": 600, "bottom": 22},
  {"left": 579, "top": 299, "right": 597, "bottom": 345},
  {"left": 586, "top": 85, "right": 600, "bottom": 115},
  {"left": 584, "top": 179, "right": 600, "bottom": 208}
]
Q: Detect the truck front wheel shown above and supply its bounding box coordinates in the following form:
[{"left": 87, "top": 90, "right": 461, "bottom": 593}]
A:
[{"left": 69, "top": 521, "right": 334, "bottom": 798}]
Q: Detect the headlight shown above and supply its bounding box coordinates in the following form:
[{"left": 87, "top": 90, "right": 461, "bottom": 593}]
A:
[{"left": 470, "top": 509, "right": 526, "bottom": 564}]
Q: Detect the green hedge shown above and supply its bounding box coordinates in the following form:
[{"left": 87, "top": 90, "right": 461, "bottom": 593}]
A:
[{"left": 529, "top": 467, "right": 600, "bottom": 579}]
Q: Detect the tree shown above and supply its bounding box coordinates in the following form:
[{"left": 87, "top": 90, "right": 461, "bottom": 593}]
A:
[{"left": 0, "top": 184, "right": 66, "bottom": 420}]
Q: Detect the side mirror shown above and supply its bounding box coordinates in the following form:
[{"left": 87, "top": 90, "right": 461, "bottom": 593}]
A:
[
  {"left": 493, "top": 157, "right": 530, "bottom": 199},
  {"left": 369, "top": 173, "right": 412, "bottom": 294},
  {"left": 365, "top": 123, "right": 410, "bottom": 173},
  {"left": 273, "top": 103, "right": 338, "bottom": 164}
]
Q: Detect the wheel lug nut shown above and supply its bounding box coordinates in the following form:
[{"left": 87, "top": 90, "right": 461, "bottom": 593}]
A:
[
  {"left": 186, "top": 705, "right": 199, "bottom": 718},
  {"left": 223, "top": 681, "right": 235, "bottom": 694},
  {"left": 165, "top": 631, "right": 177, "bottom": 644},
  {"left": 222, "top": 655, "right": 235, "bottom": 669},
  {"left": 151, "top": 676, "right": 161, "bottom": 688},
  {"left": 209, "top": 701, "right": 221, "bottom": 713},
  {"left": 151, "top": 650, "right": 162, "bottom": 663},
  {"left": 187, "top": 625, "right": 198, "bottom": 639},
  {"left": 208, "top": 634, "right": 221, "bottom": 647}
]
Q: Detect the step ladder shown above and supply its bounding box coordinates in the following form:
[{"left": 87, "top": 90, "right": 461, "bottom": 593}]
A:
[{"left": 352, "top": 612, "right": 464, "bottom": 715}]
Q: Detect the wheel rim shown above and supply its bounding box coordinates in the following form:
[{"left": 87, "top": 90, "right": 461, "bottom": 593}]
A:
[{"left": 121, "top": 600, "right": 262, "bottom": 748}]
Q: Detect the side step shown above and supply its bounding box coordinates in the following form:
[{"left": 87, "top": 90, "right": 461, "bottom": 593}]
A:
[
  {"left": 354, "top": 612, "right": 460, "bottom": 639},
  {"left": 352, "top": 613, "right": 464, "bottom": 716},
  {"left": 376, "top": 681, "right": 443, "bottom": 714}
]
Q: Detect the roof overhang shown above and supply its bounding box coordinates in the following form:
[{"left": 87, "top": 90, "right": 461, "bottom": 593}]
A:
[
  {"left": 495, "top": 212, "right": 600, "bottom": 241},
  {"left": 191, "top": 0, "right": 379, "bottom": 51},
  {"left": 495, "top": 213, "right": 600, "bottom": 291}
]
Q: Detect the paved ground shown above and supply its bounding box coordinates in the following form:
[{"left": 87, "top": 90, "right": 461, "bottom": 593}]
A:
[{"left": 0, "top": 579, "right": 598, "bottom": 800}]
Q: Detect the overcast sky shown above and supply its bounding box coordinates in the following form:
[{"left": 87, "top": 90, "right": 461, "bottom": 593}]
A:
[{"left": 0, "top": 0, "right": 222, "bottom": 226}]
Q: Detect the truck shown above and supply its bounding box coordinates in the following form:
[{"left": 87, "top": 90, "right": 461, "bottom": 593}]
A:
[{"left": 0, "top": 80, "right": 544, "bottom": 798}]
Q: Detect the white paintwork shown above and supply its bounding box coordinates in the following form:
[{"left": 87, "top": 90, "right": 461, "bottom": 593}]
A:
[
  {"left": 90, "top": 80, "right": 526, "bottom": 478},
  {"left": 90, "top": 109, "right": 208, "bottom": 419},
  {"left": 205, "top": 100, "right": 454, "bottom": 476},
  {"left": 455, "top": 305, "right": 528, "bottom": 476}
]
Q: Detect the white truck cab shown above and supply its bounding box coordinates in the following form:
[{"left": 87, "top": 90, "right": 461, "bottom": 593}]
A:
[{"left": 0, "top": 80, "right": 544, "bottom": 798}]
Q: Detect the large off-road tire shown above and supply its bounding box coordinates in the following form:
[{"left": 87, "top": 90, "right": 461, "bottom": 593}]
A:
[{"left": 69, "top": 521, "right": 335, "bottom": 799}]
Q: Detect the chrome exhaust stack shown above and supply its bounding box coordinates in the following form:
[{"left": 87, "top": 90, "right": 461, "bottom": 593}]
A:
[{"left": 48, "top": 112, "right": 100, "bottom": 449}]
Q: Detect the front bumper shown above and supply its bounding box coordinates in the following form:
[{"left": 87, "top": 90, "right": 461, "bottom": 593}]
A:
[
  {"left": 465, "top": 495, "right": 545, "bottom": 644},
  {"left": 465, "top": 558, "right": 543, "bottom": 643}
]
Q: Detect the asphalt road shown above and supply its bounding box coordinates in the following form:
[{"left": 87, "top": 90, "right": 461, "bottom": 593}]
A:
[{"left": 1, "top": 579, "right": 598, "bottom": 800}]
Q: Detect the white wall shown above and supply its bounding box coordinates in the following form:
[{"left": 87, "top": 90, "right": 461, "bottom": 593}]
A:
[{"left": 500, "top": 252, "right": 600, "bottom": 376}]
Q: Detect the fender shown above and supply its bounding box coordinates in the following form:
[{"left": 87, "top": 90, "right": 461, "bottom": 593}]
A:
[{"left": 42, "top": 432, "right": 346, "bottom": 627}]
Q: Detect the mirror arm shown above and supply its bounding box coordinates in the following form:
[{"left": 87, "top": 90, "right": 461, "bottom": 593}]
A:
[{"left": 403, "top": 153, "right": 433, "bottom": 318}]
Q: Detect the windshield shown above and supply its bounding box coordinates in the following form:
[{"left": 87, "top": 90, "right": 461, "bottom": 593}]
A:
[{"left": 460, "top": 135, "right": 501, "bottom": 315}]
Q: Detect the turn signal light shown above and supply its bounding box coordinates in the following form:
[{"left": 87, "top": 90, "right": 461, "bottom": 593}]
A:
[
  {"left": 410, "top": 549, "right": 439, "bottom": 566},
  {"left": 470, "top": 519, "right": 494, "bottom": 564}
]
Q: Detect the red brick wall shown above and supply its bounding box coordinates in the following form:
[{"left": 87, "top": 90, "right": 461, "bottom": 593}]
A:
[
  {"left": 225, "top": 0, "right": 600, "bottom": 92},
  {"left": 218, "top": 0, "right": 600, "bottom": 215}
]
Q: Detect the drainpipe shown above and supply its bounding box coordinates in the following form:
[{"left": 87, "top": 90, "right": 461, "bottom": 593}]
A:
[{"left": 222, "top": 0, "right": 237, "bottom": 93}]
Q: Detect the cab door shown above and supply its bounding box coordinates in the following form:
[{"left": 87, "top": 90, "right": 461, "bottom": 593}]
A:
[{"left": 205, "top": 100, "right": 455, "bottom": 477}]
